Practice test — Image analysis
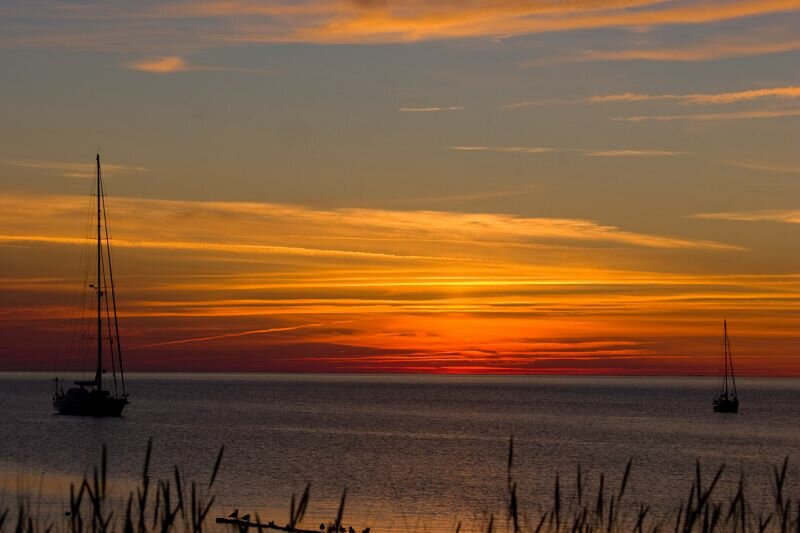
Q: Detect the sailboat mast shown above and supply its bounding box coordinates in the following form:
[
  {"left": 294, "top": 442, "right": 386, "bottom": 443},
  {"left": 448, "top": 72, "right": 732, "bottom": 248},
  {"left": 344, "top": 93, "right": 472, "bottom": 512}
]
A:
[
  {"left": 95, "top": 154, "right": 103, "bottom": 391},
  {"left": 728, "top": 324, "right": 738, "bottom": 397},
  {"left": 722, "top": 320, "right": 728, "bottom": 395}
]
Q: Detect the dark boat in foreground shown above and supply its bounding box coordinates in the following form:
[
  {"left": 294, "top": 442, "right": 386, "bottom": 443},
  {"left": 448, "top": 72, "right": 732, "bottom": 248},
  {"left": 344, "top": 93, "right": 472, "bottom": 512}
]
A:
[
  {"left": 53, "top": 154, "right": 129, "bottom": 416},
  {"left": 712, "top": 320, "right": 738, "bottom": 413}
]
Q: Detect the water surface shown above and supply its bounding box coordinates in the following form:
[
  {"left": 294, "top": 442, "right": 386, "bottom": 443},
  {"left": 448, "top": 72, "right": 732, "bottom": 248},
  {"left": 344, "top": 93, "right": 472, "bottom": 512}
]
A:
[{"left": 1, "top": 373, "right": 798, "bottom": 531}]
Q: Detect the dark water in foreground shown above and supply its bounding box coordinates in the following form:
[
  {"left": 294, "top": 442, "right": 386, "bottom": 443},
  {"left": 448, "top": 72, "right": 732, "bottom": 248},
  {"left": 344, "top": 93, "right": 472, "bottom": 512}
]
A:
[{"left": 1, "top": 373, "right": 799, "bottom": 532}]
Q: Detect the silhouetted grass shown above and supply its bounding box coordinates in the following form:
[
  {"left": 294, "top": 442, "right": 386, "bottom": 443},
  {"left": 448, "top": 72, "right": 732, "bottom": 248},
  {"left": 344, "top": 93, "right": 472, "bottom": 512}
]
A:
[
  {"left": 499, "top": 439, "right": 798, "bottom": 533},
  {"left": 1, "top": 439, "right": 798, "bottom": 533}
]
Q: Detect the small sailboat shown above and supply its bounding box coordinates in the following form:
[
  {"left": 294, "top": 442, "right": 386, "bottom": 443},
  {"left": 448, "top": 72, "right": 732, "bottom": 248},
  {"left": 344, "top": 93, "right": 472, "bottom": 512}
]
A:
[
  {"left": 712, "top": 320, "right": 738, "bottom": 413},
  {"left": 53, "top": 154, "right": 129, "bottom": 416}
]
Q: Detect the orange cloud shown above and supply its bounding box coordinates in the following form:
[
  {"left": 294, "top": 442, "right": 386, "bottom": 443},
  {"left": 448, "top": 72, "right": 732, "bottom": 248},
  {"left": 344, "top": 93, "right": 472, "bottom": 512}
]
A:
[
  {"left": 560, "top": 37, "right": 800, "bottom": 63},
  {"left": 278, "top": 0, "right": 800, "bottom": 44},
  {"left": 591, "top": 86, "right": 800, "bottom": 105},
  {"left": 128, "top": 56, "right": 189, "bottom": 73},
  {"left": 448, "top": 146, "right": 683, "bottom": 158},
  {"left": 3, "top": 1, "right": 799, "bottom": 50},
  {"left": 448, "top": 145, "right": 555, "bottom": 154},
  {"left": 693, "top": 209, "right": 800, "bottom": 224},
  {"left": 399, "top": 106, "right": 464, "bottom": 112},
  {"left": 0, "top": 193, "right": 741, "bottom": 252},
  {"left": 613, "top": 108, "right": 800, "bottom": 122},
  {"left": 583, "top": 150, "right": 682, "bottom": 157},
  {"left": 124, "top": 55, "right": 268, "bottom": 73},
  {"left": 3, "top": 192, "right": 798, "bottom": 375}
]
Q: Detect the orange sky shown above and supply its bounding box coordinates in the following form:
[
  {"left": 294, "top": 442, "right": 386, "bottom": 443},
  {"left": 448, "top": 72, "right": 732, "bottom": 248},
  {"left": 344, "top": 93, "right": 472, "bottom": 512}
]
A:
[
  {"left": 0, "top": 1, "right": 799, "bottom": 375},
  {"left": 1, "top": 191, "right": 798, "bottom": 375}
]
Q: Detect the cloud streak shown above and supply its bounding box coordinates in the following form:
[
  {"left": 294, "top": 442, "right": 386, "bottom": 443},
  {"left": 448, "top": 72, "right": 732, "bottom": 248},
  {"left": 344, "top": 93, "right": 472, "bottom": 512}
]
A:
[
  {"left": 613, "top": 108, "right": 800, "bottom": 122},
  {"left": 590, "top": 86, "right": 800, "bottom": 105},
  {"left": 0, "top": 193, "right": 740, "bottom": 253},
  {"left": 125, "top": 55, "right": 268, "bottom": 74},
  {"left": 448, "top": 146, "right": 555, "bottom": 154},
  {"left": 399, "top": 106, "right": 464, "bottom": 112},
  {"left": 128, "top": 56, "right": 190, "bottom": 73},
  {"left": 724, "top": 160, "right": 800, "bottom": 174},
  {"left": 3, "top": 1, "right": 799, "bottom": 50},
  {"left": 693, "top": 209, "right": 800, "bottom": 224},
  {"left": 448, "top": 146, "right": 683, "bottom": 158},
  {"left": 6, "top": 159, "right": 151, "bottom": 178},
  {"left": 584, "top": 150, "right": 682, "bottom": 157},
  {"left": 562, "top": 37, "right": 800, "bottom": 63},
  {"left": 507, "top": 86, "right": 800, "bottom": 109}
]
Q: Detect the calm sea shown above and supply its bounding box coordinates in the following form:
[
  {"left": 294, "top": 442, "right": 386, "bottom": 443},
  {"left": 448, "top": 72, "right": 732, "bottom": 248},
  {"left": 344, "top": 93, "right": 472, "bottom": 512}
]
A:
[{"left": 1, "top": 373, "right": 798, "bottom": 531}]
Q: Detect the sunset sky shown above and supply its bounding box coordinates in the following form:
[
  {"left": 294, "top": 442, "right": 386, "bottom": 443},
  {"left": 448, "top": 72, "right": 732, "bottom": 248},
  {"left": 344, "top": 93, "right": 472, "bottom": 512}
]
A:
[{"left": 1, "top": 0, "right": 799, "bottom": 375}]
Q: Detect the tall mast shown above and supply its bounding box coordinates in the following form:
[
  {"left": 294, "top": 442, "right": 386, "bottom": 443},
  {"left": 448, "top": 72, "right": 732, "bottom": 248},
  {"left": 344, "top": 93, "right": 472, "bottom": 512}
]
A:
[
  {"left": 95, "top": 154, "right": 103, "bottom": 391},
  {"left": 722, "top": 320, "right": 728, "bottom": 395},
  {"left": 728, "top": 323, "right": 738, "bottom": 397}
]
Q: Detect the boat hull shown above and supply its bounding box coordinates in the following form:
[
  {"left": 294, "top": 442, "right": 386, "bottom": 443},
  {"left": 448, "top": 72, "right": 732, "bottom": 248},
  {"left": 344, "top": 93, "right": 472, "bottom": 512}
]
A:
[
  {"left": 54, "top": 390, "right": 128, "bottom": 417},
  {"left": 712, "top": 398, "right": 739, "bottom": 413}
]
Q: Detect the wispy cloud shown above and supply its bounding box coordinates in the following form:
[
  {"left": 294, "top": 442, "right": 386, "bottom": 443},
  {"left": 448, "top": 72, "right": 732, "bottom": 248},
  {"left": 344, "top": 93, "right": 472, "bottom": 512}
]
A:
[
  {"left": 399, "top": 106, "right": 464, "bottom": 112},
  {"left": 506, "top": 86, "right": 800, "bottom": 109},
  {"left": 693, "top": 209, "right": 800, "bottom": 224},
  {"left": 448, "top": 146, "right": 682, "bottom": 158},
  {"left": 126, "top": 55, "right": 266, "bottom": 74},
  {"left": 128, "top": 56, "right": 190, "bottom": 73},
  {"left": 447, "top": 145, "right": 555, "bottom": 154},
  {"left": 501, "top": 99, "right": 563, "bottom": 109},
  {"left": 380, "top": 185, "right": 539, "bottom": 205},
  {"left": 0, "top": 235, "right": 472, "bottom": 263},
  {"left": 562, "top": 37, "right": 800, "bottom": 63},
  {"left": 0, "top": 193, "right": 740, "bottom": 254},
  {"left": 725, "top": 159, "right": 800, "bottom": 174},
  {"left": 3, "top": 1, "right": 799, "bottom": 50},
  {"left": 590, "top": 86, "right": 800, "bottom": 105},
  {"left": 5, "top": 159, "right": 151, "bottom": 178},
  {"left": 613, "top": 108, "right": 800, "bottom": 122},
  {"left": 584, "top": 150, "right": 682, "bottom": 157},
  {"left": 245, "top": 0, "right": 800, "bottom": 45}
]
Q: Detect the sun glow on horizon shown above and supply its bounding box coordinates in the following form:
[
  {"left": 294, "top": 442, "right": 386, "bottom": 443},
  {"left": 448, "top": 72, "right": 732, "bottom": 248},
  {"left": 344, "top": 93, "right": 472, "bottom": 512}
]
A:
[{"left": 1, "top": 191, "right": 798, "bottom": 376}]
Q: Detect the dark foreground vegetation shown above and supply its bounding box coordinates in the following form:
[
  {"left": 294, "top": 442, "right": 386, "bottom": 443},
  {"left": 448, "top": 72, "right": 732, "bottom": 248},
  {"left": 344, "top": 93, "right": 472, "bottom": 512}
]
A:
[{"left": 1, "top": 439, "right": 798, "bottom": 533}]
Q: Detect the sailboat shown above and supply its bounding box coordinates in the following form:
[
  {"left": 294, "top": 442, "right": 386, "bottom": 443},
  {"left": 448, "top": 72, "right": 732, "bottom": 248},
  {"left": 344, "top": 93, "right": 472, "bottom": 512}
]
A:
[
  {"left": 712, "top": 320, "right": 738, "bottom": 413},
  {"left": 53, "top": 154, "right": 129, "bottom": 416}
]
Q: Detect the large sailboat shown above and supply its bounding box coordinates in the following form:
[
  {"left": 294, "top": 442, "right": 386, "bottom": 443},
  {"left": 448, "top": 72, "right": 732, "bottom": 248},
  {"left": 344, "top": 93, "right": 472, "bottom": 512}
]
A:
[
  {"left": 53, "top": 154, "right": 129, "bottom": 416},
  {"left": 712, "top": 320, "right": 738, "bottom": 413}
]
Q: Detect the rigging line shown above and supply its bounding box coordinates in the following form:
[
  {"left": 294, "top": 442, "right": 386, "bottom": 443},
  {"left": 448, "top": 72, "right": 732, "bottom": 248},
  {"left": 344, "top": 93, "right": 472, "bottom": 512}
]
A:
[
  {"left": 724, "top": 320, "right": 730, "bottom": 395},
  {"left": 62, "top": 172, "right": 91, "bottom": 378},
  {"left": 101, "top": 233, "right": 118, "bottom": 393},
  {"left": 72, "top": 185, "right": 93, "bottom": 376},
  {"left": 720, "top": 321, "right": 727, "bottom": 394},
  {"left": 67, "top": 193, "right": 94, "bottom": 377},
  {"left": 727, "top": 329, "right": 738, "bottom": 396},
  {"left": 100, "top": 170, "right": 126, "bottom": 395},
  {"left": 78, "top": 172, "right": 99, "bottom": 382}
]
